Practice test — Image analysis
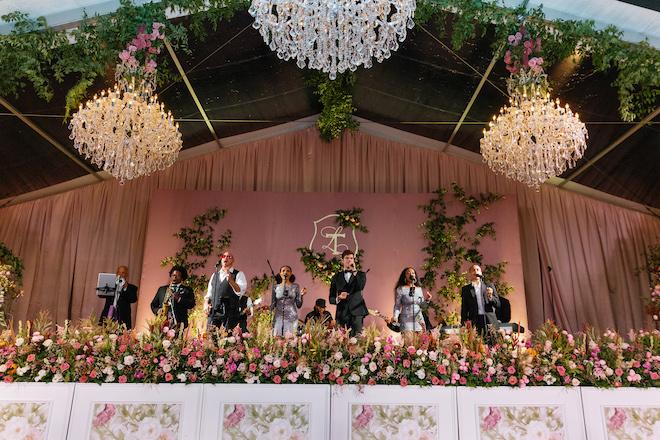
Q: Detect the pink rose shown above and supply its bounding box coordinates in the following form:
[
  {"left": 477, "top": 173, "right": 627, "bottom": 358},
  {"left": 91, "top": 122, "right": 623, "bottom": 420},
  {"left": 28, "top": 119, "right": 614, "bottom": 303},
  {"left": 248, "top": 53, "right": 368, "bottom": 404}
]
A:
[
  {"left": 508, "top": 376, "right": 518, "bottom": 385},
  {"left": 165, "top": 373, "right": 173, "bottom": 381},
  {"left": 336, "top": 377, "right": 344, "bottom": 386},
  {"left": 273, "top": 375, "right": 281, "bottom": 384},
  {"left": 400, "top": 378, "right": 408, "bottom": 387},
  {"left": 118, "top": 375, "right": 127, "bottom": 383}
]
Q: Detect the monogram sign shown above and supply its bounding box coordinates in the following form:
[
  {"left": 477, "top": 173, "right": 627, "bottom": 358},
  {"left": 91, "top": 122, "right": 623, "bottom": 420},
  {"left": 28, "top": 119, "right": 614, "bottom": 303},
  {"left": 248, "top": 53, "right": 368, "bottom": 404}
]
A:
[{"left": 309, "top": 214, "right": 359, "bottom": 256}]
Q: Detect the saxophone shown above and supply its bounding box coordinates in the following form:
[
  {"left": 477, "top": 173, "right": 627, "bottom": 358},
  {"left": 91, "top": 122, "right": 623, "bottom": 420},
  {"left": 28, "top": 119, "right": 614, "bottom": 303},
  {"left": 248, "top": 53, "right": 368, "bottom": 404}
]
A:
[{"left": 159, "top": 283, "right": 174, "bottom": 321}]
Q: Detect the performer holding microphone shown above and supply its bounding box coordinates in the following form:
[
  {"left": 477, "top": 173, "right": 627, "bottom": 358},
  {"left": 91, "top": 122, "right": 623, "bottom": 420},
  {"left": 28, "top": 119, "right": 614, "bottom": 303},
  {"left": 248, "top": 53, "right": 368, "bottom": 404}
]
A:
[
  {"left": 151, "top": 266, "right": 195, "bottom": 329},
  {"left": 99, "top": 265, "right": 138, "bottom": 328},
  {"left": 460, "top": 264, "right": 500, "bottom": 336},
  {"left": 270, "top": 265, "right": 307, "bottom": 337},
  {"left": 329, "top": 250, "right": 368, "bottom": 336},
  {"left": 392, "top": 267, "right": 432, "bottom": 332},
  {"left": 204, "top": 252, "right": 247, "bottom": 333}
]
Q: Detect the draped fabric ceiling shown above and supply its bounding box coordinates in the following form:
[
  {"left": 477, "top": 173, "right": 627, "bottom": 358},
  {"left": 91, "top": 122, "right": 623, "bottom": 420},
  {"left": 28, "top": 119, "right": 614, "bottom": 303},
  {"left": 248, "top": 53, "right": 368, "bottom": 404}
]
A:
[{"left": 1, "top": 126, "right": 659, "bottom": 334}]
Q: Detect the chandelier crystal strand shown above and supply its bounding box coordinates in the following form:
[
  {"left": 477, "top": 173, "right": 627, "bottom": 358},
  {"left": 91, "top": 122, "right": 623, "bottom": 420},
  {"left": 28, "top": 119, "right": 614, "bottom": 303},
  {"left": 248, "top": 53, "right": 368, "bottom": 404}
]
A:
[
  {"left": 69, "top": 23, "right": 182, "bottom": 184},
  {"left": 481, "top": 31, "right": 588, "bottom": 189},
  {"left": 249, "top": 0, "right": 416, "bottom": 79}
]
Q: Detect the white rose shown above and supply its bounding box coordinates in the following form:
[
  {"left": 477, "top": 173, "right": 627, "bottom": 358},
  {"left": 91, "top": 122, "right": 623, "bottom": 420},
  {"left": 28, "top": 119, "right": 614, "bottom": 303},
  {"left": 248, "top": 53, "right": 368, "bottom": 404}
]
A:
[
  {"left": 43, "top": 339, "right": 53, "bottom": 348},
  {"left": 123, "top": 356, "right": 135, "bottom": 366},
  {"left": 14, "top": 337, "right": 24, "bottom": 346},
  {"left": 162, "top": 340, "right": 171, "bottom": 349}
]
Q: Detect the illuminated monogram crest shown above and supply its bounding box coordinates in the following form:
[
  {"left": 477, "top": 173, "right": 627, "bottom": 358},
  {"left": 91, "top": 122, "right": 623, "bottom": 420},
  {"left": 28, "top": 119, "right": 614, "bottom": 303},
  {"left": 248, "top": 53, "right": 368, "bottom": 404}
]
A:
[{"left": 309, "top": 214, "right": 359, "bottom": 256}]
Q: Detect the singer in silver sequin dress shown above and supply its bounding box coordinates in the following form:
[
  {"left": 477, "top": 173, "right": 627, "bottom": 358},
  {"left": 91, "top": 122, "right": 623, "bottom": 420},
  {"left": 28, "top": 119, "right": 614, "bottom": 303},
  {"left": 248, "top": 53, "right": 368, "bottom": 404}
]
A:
[
  {"left": 271, "top": 265, "right": 307, "bottom": 336},
  {"left": 392, "top": 267, "right": 432, "bottom": 332}
]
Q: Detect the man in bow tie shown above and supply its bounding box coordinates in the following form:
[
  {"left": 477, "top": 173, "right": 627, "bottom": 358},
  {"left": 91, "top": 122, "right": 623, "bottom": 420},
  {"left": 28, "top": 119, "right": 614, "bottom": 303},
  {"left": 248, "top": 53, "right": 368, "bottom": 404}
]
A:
[
  {"left": 329, "top": 250, "right": 368, "bottom": 336},
  {"left": 151, "top": 265, "right": 195, "bottom": 329}
]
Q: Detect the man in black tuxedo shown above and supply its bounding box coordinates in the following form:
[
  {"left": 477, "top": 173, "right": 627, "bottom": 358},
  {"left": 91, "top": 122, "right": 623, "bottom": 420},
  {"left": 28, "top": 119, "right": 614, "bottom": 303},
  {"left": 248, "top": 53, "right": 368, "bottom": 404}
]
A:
[
  {"left": 99, "top": 265, "right": 138, "bottom": 328},
  {"left": 151, "top": 265, "right": 195, "bottom": 329},
  {"left": 329, "top": 250, "right": 368, "bottom": 336},
  {"left": 461, "top": 264, "right": 500, "bottom": 336}
]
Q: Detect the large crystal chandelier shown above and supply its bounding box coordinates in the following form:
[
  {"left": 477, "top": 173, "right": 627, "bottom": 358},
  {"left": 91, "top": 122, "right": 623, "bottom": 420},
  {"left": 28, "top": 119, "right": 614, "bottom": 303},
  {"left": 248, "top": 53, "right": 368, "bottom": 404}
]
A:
[
  {"left": 248, "top": 0, "right": 416, "bottom": 79},
  {"left": 69, "top": 23, "right": 182, "bottom": 184},
  {"left": 480, "top": 28, "right": 588, "bottom": 189}
]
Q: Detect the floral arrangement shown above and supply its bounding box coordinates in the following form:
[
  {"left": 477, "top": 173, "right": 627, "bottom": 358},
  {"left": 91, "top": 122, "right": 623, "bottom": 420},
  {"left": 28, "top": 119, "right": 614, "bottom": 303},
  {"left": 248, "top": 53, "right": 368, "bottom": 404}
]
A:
[
  {"left": 296, "top": 248, "right": 345, "bottom": 286},
  {"left": 115, "top": 22, "right": 166, "bottom": 88},
  {"left": 502, "top": 25, "right": 549, "bottom": 97},
  {"left": 335, "top": 207, "right": 368, "bottom": 234},
  {"left": 643, "top": 285, "right": 660, "bottom": 322},
  {"left": 1, "top": 315, "right": 660, "bottom": 389}
]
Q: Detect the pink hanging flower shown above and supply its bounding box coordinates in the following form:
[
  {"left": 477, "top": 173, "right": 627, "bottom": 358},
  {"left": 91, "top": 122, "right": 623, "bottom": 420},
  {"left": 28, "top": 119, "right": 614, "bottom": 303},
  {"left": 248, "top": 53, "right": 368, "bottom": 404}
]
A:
[
  {"left": 224, "top": 404, "right": 245, "bottom": 428},
  {"left": 608, "top": 408, "right": 626, "bottom": 430},
  {"left": 354, "top": 405, "right": 373, "bottom": 428},
  {"left": 482, "top": 407, "right": 501, "bottom": 430},
  {"left": 93, "top": 404, "right": 116, "bottom": 427},
  {"left": 145, "top": 59, "right": 157, "bottom": 72}
]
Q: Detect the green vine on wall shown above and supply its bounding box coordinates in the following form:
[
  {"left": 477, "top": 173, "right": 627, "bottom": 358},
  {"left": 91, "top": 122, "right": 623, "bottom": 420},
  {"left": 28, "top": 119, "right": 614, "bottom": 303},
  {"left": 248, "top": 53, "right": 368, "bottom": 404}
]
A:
[
  {"left": 635, "top": 237, "right": 660, "bottom": 287},
  {"left": 160, "top": 206, "right": 232, "bottom": 332},
  {"left": 418, "top": 182, "right": 511, "bottom": 325}
]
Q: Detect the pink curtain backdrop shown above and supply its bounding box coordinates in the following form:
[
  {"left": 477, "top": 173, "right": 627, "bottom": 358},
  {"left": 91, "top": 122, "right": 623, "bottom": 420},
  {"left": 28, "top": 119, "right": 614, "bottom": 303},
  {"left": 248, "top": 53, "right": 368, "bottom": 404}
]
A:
[
  {"left": 1, "top": 126, "right": 659, "bottom": 333},
  {"left": 137, "top": 190, "right": 526, "bottom": 332}
]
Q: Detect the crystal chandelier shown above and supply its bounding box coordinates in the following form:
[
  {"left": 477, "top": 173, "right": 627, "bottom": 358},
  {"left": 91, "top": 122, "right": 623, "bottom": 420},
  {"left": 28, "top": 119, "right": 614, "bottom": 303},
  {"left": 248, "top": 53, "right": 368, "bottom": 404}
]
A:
[
  {"left": 69, "top": 24, "right": 182, "bottom": 184},
  {"left": 480, "top": 29, "right": 588, "bottom": 189},
  {"left": 248, "top": 0, "right": 416, "bottom": 80}
]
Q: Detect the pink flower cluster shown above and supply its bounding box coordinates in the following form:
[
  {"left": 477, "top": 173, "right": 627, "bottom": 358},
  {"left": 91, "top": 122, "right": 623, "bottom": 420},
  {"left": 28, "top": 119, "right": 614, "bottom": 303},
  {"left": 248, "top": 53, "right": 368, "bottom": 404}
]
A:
[
  {"left": 118, "top": 23, "right": 166, "bottom": 73},
  {"left": 504, "top": 26, "right": 544, "bottom": 74}
]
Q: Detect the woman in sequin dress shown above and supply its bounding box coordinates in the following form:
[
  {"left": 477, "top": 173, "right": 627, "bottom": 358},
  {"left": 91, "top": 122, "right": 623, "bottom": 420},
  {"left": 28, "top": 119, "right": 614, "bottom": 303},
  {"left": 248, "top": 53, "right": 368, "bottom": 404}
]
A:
[
  {"left": 271, "top": 265, "right": 307, "bottom": 336},
  {"left": 392, "top": 267, "right": 432, "bottom": 332}
]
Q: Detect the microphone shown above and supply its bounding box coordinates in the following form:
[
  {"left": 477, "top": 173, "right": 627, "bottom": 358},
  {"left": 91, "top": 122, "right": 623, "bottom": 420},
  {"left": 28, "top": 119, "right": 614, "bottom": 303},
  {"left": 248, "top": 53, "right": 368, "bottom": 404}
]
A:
[{"left": 476, "top": 274, "right": 484, "bottom": 279}]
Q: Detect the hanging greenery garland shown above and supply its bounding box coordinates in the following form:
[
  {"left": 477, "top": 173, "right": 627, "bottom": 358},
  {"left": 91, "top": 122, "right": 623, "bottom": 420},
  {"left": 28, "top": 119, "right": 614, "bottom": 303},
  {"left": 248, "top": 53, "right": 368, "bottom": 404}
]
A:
[{"left": 0, "top": 0, "right": 657, "bottom": 132}]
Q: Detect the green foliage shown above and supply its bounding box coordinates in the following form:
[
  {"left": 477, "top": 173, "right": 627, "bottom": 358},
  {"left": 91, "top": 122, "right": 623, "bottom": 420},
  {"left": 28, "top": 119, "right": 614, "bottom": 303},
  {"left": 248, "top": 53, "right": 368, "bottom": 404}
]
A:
[
  {"left": 0, "top": 0, "right": 659, "bottom": 133},
  {"left": 635, "top": 237, "right": 660, "bottom": 286},
  {"left": 160, "top": 206, "right": 231, "bottom": 296},
  {"left": 247, "top": 274, "right": 271, "bottom": 302},
  {"left": 414, "top": 0, "right": 659, "bottom": 121},
  {"left": 418, "top": 182, "right": 510, "bottom": 325},
  {"left": 305, "top": 70, "right": 359, "bottom": 142},
  {"left": 0, "top": 242, "right": 24, "bottom": 285}
]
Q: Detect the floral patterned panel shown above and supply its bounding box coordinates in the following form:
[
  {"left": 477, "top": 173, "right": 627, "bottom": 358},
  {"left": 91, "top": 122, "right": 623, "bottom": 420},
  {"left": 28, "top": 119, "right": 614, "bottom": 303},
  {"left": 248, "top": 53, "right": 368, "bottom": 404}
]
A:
[
  {"left": 351, "top": 404, "right": 437, "bottom": 440},
  {"left": 222, "top": 403, "right": 309, "bottom": 440},
  {"left": 604, "top": 407, "right": 660, "bottom": 440},
  {"left": 0, "top": 402, "right": 50, "bottom": 440},
  {"left": 88, "top": 403, "right": 180, "bottom": 440},
  {"left": 478, "top": 406, "right": 565, "bottom": 440}
]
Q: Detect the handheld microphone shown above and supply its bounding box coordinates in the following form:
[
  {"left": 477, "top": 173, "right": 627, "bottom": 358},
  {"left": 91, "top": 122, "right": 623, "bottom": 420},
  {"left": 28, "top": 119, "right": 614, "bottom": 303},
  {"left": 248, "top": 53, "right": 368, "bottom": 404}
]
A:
[{"left": 476, "top": 274, "right": 484, "bottom": 279}]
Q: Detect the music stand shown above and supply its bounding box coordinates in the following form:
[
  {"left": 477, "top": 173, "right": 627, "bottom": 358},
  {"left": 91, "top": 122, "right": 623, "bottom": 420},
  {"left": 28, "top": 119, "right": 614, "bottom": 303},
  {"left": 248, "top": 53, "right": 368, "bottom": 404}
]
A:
[{"left": 96, "top": 273, "right": 116, "bottom": 298}]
